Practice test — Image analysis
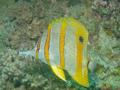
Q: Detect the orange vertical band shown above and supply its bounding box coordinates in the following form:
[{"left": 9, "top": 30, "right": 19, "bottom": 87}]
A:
[
  {"left": 44, "top": 24, "right": 51, "bottom": 64},
  {"left": 75, "top": 38, "right": 83, "bottom": 76},
  {"left": 59, "top": 20, "right": 67, "bottom": 69}
]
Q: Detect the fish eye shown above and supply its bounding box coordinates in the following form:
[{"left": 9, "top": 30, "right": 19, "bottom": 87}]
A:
[{"left": 79, "top": 36, "right": 84, "bottom": 43}]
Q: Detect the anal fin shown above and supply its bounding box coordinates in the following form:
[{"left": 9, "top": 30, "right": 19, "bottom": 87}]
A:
[{"left": 51, "top": 66, "right": 66, "bottom": 81}]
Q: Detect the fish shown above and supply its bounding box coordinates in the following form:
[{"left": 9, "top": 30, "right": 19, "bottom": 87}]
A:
[{"left": 19, "top": 18, "right": 89, "bottom": 87}]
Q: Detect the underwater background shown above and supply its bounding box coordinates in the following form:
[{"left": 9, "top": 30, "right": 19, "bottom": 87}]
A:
[{"left": 0, "top": 0, "right": 120, "bottom": 90}]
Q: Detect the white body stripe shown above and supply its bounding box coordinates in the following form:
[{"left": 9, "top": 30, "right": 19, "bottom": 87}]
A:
[
  {"left": 64, "top": 26, "right": 76, "bottom": 76},
  {"left": 49, "top": 23, "right": 61, "bottom": 65},
  {"left": 39, "top": 31, "right": 48, "bottom": 63},
  {"left": 82, "top": 45, "right": 88, "bottom": 76}
]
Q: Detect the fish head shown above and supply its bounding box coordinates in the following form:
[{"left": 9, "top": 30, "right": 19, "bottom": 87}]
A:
[{"left": 69, "top": 18, "right": 89, "bottom": 87}]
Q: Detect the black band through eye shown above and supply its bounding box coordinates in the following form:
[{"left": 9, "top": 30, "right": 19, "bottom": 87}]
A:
[{"left": 79, "top": 36, "right": 84, "bottom": 43}]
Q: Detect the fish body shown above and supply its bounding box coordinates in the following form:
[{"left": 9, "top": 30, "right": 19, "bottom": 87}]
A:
[{"left": 19, "top": 18, "right": 89, "bottom": 87}]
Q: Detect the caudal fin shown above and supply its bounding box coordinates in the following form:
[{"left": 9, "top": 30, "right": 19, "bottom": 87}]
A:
[{"left": 19, "top": 49, "right": 35, "bottom": 58}]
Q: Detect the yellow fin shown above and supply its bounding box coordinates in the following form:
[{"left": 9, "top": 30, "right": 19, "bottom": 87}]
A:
[{"left": 51, "top": 66, "right": 66, "bottom": 81}]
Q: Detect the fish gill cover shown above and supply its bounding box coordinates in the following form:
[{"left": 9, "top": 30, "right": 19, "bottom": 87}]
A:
[{"left": 0, "top": 0, "right": 120, "bottom": 90}]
